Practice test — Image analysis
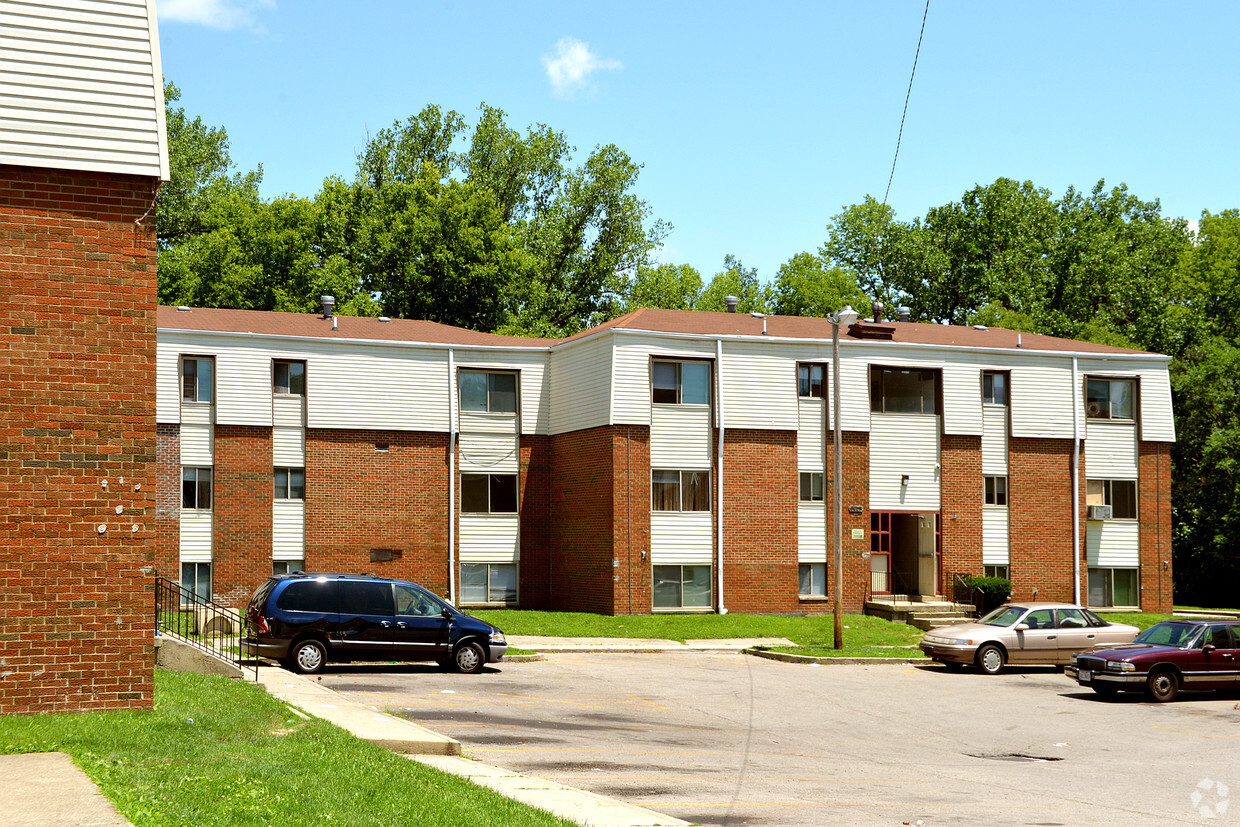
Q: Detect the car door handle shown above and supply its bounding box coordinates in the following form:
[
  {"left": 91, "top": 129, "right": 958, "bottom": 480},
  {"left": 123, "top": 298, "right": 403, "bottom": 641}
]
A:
[
  {"left": 1046, "top": 635, "right": 1055, "bottom": 640},
  {"left": 396, "top": 622, "right": 407, "bottom": 629},
  {"left": 1086, "top": 634, "right": 1096, "bottom": 639},
  {"left": 380, "top": 621, "right": 392, "bottom": 628}
]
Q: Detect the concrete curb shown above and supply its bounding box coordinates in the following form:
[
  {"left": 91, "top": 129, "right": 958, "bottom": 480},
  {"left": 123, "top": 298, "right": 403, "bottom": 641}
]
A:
[{"left": 744, "top": 648, "right": 927, "bottom": 666}]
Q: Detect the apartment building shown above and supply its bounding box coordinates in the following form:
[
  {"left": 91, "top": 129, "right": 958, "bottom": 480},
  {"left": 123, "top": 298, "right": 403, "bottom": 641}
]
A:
[{"left": 155, "top": 302, "right": 1175, "bottom": 615}]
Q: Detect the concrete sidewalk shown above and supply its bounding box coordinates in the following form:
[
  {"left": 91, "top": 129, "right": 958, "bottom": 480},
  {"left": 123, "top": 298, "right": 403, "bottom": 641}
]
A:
[
  {"left": 507, "top": 635, "right": 794, "bottom": 652},
  {"left": 0, "top": 752, "right": 132, "bottom": 827}
]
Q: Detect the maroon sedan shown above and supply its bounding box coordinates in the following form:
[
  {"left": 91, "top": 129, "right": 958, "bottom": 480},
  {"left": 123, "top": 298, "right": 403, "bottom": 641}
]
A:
[{"left": 1065, "top": 619, "right": 1240, "bottom": 702}]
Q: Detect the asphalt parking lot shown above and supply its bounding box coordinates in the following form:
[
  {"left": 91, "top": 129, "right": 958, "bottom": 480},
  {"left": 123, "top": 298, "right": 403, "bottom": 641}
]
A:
[{"left": 322, "top": 653, "right": 1240, "bottom": 826}]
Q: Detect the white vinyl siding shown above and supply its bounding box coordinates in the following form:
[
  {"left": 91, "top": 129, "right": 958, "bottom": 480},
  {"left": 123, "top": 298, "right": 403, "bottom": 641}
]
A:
[
  {"left": 650, "top": 404, "right": 713, "bottom": 468},
  {"left": 548, "top": 336, "right": 612, "bottom": 435},
  {"left": 798, "top": 502, "right": 826, "bottom": 563},
  {"left": 836, "top": 354, "right": 871, "bottom": 432},
  {"left": 1086, "top": 521, "right": 1140, "bottom": 568},
  {"left": 0, "top": 0, "right": 168, "bottom": 178},
  {"left": 180, "top": 401, "right": 212, "bottom": 425},
  {"left": 611, "top": 334, "right": 716, "bottom": 425},
  {"left": 179, "top": 510, "right": 211, "bottom": 563},
  {"left": 308, "top": 346, "right": 449, "bottom": 432},
  {"left": 458, "top": 432, "right": 519, "bottom": 473},
  {"left": 459, "top": 514, "right": 520, "bottom": 563},
  {"left": 718, "top": 342, "right": 797, "bottom": 431},
  {"left": 179, "top": 423, "right": 212, "bottom": 465},
  {"left": 456, "top": 351, "right": 549, "bottom": 435},
  {"left": 155, "top": 340, "right": 180, "bottom": 422},
  {"left": 1010, "top": 363, "right": 1075, "bottom": 439},
  {"left": 272, "top": 500, "right": 304, "bottom": 560},
  {"left": 649, "top": 511, "right": 713, "bottom": 565},
  {"left": 797, "top": 399, "right": 825, "bottom": 470},
  {"left": 981, "top": 406, "right": 1008, "bottom": 475},
  {"left": 1136, "top": 366, "right": 1175, "bottom": 441},
  {"left": 869, "top": 413, "right": 941, "bottom": 510},
  {"left": 982, "top": 506, "right": 1009, "bottom": 566},
  {"left": 1084, "top": 420, "right": 1138, "bottom": 479},
  {"left": 272, "top": 394, "right": 304, "bottom": 427},
  {"left": 272, "top": 426, "right": 304, "bottom": 467},
  {"left": 940, "top": 362, "right": 984, "bottom": 436}
]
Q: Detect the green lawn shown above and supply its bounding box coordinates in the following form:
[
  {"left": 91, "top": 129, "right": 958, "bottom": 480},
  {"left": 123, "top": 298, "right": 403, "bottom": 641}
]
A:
[
  {"left": 0, "top": 670, "right": 572, "bottom": 827},
  {"left": 473, "top": 609, "right": 928, "bottom": 658}
]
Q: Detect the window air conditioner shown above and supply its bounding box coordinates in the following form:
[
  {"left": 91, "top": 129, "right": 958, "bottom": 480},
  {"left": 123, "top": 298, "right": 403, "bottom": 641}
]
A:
[{"left": 1086, "top": 504, "right": 1113, "bottom": 521}]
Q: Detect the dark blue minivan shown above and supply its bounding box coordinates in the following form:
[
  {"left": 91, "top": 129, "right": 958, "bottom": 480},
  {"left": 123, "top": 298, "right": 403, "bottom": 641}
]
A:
[{"left": 242, "top": 573, "right": 507, "bottom": 674}]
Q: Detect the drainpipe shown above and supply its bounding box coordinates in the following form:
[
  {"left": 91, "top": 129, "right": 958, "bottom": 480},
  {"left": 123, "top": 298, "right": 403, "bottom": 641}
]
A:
[
  {"left": 716, "top": 338, "right": 727, "bottom": 614},
  {"left": 1072, "top": 356, "right": 1081, "bottom": 605},
  {"left": 448, "top": 348, "right": 457, "bottom": 604}
]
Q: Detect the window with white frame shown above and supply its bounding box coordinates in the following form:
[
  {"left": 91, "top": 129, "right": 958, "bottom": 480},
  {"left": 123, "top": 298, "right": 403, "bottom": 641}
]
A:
[
  {"left": 983, "top": 564, "right": 1010, "bottom": 580},
  {"left": 459, "top": 370, "right": 517, "bottom": 413},
  {"left": 798, "top": 363, "right": 825, "bottom": 398},
  {"left": 274, "top": 360, "right": 306, "bottom": 396},
  {"left": 799, "top": 472, "right": 824, "bottom": 502},
  {"left": 870, "top": 367, "right": 939, "bottom": 414},
  {"left": 461, "top": 473, "right": 518, "bottom": 513},
  {"left": 181, "top": 356, "right": 214, "bottom": 403},
  {"left": 984, "top": 475, "right": 1008, "bottom": 506},
  {"left": 982, "top": 371, "right": 1008, "bottom": 405},
  {"left": 181, "top": 467, "right": 212, "bottom": 510},
  {"left": 653, "top": 564, "right": 712, "bottom": 608},
  {"left": 652, "top": 359, "right": 710, "bottom": 405},
  {"left": 651, "top": 470, "right": 711, "bottom": 511},
  {"left": 274, "top": 467, "right": 305, "bottom": 500},
  {"left": 181, "top": 562, "right": 211, "bottom": 601},
  {"left": 1086, "top": 378, "right": 1135, "bottom": 420},
  {"left": 1088, "top": 567, "right": 1138, "bottom": 608},
  {"left": 1086, "top": 479, "right": 1137, "bottom": 519},
  {"left": 799, "top": 563, "right": 826, "bottom": 596},
  {"left": 461, "top": 563, "right": 517, "bottom": 604},
  {"left": 273, "top": 560, "right": 305, "bottom": 576}
]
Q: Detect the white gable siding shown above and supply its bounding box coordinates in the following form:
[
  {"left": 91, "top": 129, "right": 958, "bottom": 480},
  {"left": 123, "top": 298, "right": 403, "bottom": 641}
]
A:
[
  {"left": 1010, "top": 363, "right": 1075, "bottom": 439},
  {"left": 179, "top": 423, "right": 212, "bottom": 465},
  {"left": 718, "top": 341, "right": 797, "bottom": 431},
  {"left": 982, "top": 507, "right": 1009, "bottom": 565},
  {"left": 272, "top": 426, "right": 304, "bottom": 467},
  {"left": 272, "top": 500, "right": 304, "bottom": 559},
  {"left": 548, "top": 336, "right": 612, "bottom": 435},
  {"left": 1084, "top": 420, "right": 1138, "bottom": 479},
  {"left": 459, "top": 432, "right": 519, "bottom": 474},
  {"left": 941, "top": 360, "right": 983, "bottom": 436},
  {"left": 836, "top": 352, "right": 871, "bottom": 432},
  {"left": 308, "top": 345, "right": 448, "bottom": 432},
  {"left": 981, "top": 406, "right": 1008, "bottom": 474},
  {"left": 650, "top": 405, "right": 712, "bottom": 468},
  {"left": 798, "top": 502, "right": 826, "bottom": 563},
  {"left": 459, "top": 515, "right": 519, "bottom": 563},
  {"left": 0, "top": 0, "right": 168, "bottom": 178},
  {"left": 1137, "top": 366, "right": 1175, "bottom": 442},
  {"left": 179, "top": 511, "right": 211, "bottom": 562},
  {"left": 180, "top": 401, "right": 211, "bottom": 426},
  {"left": 649, "top": 512, "right": 713, "bottom": 565},
  {"left": 869, "top": 414, "right": 940, "bottom": 510},
  {"left": 1086, "top": 521, "right": 1140, "bottom": 568},
  {"left": 155, "top": 339, "right": 180, "bottom": 422},
  {"left": 611, "top": 333, "right": 716, "bottom": 425},
  {"left": 798, "top": 399, "right": 825, "bottom": 470}
]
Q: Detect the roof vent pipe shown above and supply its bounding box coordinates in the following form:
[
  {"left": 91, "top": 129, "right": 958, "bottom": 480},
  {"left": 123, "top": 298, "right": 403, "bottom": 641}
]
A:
[
  {"left": 871, "top": 301, "right": 884, "bottom": 323},
  {"left": 321, "top": 295, "right": 335, "bottom": 318},
  {"left": 897, "top": 306, "right": 910, "bottom": 322},
  {"left": 724, "top": 296, "right": 739, "bottom": 313}
]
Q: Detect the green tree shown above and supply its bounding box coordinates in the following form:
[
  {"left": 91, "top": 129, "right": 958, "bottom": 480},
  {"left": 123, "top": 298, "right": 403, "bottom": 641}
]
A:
[
  {"left": 820, "top": 196, "right": 914, "bottom": 310},
  {"left": 1178, "top": 209, "right": 1240, "bottom": 342},
  {"left": 622, "top": 263, "right": 703, "bottom": 312},
  {"left": 768, "top": 252, "right": 868, "bottom": 317},
  {"left": 696, "top": 255, "right": 768, "bottom": 313}
]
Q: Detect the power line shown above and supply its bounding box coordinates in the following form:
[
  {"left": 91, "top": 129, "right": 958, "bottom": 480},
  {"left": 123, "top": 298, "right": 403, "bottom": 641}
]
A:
[{"left": 883, "top": 0, "right": 930, "bottom": 205}]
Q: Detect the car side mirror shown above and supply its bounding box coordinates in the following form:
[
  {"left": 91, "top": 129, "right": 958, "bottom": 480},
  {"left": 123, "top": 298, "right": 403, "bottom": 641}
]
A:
[
  {"left": 441, "top": 607, "right": 452, "bottom": 619},
  {"left": 1014, "top": 623, "right": 1029, "bottom": 632},
  {"left": 1203, "top": 643, "right": 1217, "bottom": 653}
]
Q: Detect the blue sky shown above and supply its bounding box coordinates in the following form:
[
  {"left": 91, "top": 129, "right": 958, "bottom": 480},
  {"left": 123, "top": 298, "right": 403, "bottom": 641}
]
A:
[{"left": 156, "top": 0, "right": 1240, "bottom": 283}]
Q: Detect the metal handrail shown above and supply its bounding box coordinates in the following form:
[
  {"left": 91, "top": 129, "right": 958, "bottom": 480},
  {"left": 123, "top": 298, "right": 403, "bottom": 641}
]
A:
[
  {"left": 155, "top": 577, "right": 257, "bottom": 679},
  {"left": 950, "top": 572, "right": 984, "bottom": 615}
]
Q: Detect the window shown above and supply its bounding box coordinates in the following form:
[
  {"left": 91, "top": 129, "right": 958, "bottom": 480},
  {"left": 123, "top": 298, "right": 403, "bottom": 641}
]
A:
[
  {"left": 461, "top": 473, "right": 518, "bottom": 513},
  {"left": 181, "top": 562, "right": 210, "bottom": 602},
  {"left": 798, "top": 364, "right": 825, "bottom": 398},
  {"left": 339, "top": 580, "right": 394, "bottom": 616},
  {"left": 460, "top": 371, "right": 517, "bottom": 413},
  {"left": 870, "top": 367, "right": 938, "bottom": 414},
  {"left": 653, "top": 565, "right": 712, "bottom": 608},
  {"left": 272, "top": 560, "right": 305, "bottom": 576},
  {"left": 1086, "top": 479, "right": 1137, "bottom": 519},
  {"left": 652, "top": 359, "right": 710, "bottom": 405},
  {"left": 181, "top": 356, "right": 214, "bottom": 403},
  {"left": 274, "top": 467, "right": 305, "bottom": 500},
  {"left": 395, "top": 584, "right": 448, "bottom": 616},
  {"left": 461, "top": 563, "right": 518, "bottom": 604},
  {"left": 276, "top": 578, "right": 335, "bottom": 613},
  {"left": 181, "top": 467, "right": 212, "bottom": 510},
  {"left": 984, "top": 475, "right": 1008, "bottom": 506},
  {"left": 983, "top": 564, "right": 1009, "bottom": 580},
  {"left": 274, "top": 360, "right": 306, "bottom": 396},
  {"left": 1088, "top": 567, "right": 1138, "bottom": 608},
  {"left": 982, "top": 371, "right": 1008, "bottom": 406},
  {"left": 651, "top": 470, "right": 710, "bottom": 511},
  {"left": 1086, "top": 378, "right": 1135, "bottom": 420},
  {"left": 799, "top": 472, "right": 824, "bottom": 502},
  {"left": 799, "top": 563, "right": 826, "bottom": 596}
]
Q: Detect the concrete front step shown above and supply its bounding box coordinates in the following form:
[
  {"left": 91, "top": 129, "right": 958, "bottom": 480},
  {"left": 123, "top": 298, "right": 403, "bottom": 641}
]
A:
[
  {"left": 865, "top": 599, "right": 977, "bottom": 626},
  {"left": 909, "top": 615, "right": 974, "bottom": 631}
]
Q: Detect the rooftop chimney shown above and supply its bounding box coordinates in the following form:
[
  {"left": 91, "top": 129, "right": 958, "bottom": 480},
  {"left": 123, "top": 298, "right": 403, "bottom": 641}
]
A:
[
  {"left": 871, "top": 301, "right": 884, "bottom": 323},
  {"left": 724, "top": 295, "right": 739, "bottom": 313},
  {"left": 321, "top": 295, "right": 335, "bottom": 318},
  {"left": 897, "top": 305, "right": 910, "bottom": 322}
]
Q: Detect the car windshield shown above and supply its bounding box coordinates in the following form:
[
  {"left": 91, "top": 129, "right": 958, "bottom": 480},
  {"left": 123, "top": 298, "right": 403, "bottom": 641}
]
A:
[
  {"left": 1133, "top": 622, "right": 1203, "bottom": 648},
  {"left": 978, "top": 606, "right": 1026, "bottom": 627}
]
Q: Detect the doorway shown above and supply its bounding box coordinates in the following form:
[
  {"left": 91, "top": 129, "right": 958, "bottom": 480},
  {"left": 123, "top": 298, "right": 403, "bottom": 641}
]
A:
[{"left": 873, "top": 511, "right": 939, "bottom": 598}]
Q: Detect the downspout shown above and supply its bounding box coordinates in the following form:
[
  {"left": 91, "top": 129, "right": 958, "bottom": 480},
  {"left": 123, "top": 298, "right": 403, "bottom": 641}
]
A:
[
  {"left": 1072, "top": 356, "right": 1081, "bottom": 605},
  {"left": 716, "top": 338, "right": 727, "bottom": 614},
  {"left": 448, "top": 349, "right": 457, "bottom": 604}
]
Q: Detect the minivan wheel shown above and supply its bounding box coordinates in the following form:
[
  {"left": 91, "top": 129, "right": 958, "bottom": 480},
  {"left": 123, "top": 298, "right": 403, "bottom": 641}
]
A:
[
  {"left": 289, "top": 639, "right": 327, "bottom": 675},
  {"left": 453, "top": 641, "right": 486, "bottom": 674}
]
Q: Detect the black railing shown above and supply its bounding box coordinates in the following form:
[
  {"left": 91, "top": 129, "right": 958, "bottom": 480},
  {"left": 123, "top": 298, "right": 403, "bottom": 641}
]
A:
[
  {"left": 950, "top": 572, "right": 983, "bottom": 615},
  {"left": 155, "top": 577, "right": 256, "bottom": 679}
]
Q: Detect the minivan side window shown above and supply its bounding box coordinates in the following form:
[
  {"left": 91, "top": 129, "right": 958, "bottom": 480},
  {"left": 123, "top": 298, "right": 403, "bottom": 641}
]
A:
[
  {"left": 277, "top": 580, "right": 336, "bottom": 613},
  {"left": 339, "top": 581, "right": 394, "bottom": 616}
]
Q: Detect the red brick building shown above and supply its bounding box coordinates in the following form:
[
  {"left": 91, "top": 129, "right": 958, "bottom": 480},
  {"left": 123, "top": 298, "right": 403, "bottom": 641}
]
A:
[
  {"left": 156, "top": 304, "right": 1175, "bottom": 616},
  {"left": 0, "top": 0, "right": 167, "bottom": 713}
]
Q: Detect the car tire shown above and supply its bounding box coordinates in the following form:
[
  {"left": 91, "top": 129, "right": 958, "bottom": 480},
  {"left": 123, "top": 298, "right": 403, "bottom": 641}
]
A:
[
  {"left": 976, "top": 644, "right": 1005, "bottom": 675},
  {"left": 288, "top": 638, "right": 327, "bottom": 675},
  {"left": 1146, "top": 668, "right": 1179, "bottom": 703},
  {"left": 1091, "top": 684, "right": 1118, "bottom": 699},
  {"left": 452, "top": 640, "right": 486, "bottom": 674}
]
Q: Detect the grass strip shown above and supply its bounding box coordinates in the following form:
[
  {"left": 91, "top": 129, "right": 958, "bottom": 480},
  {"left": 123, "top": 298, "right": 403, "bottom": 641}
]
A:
[{"left": 0, "top": 669, "right": 573, "bottom": 827}]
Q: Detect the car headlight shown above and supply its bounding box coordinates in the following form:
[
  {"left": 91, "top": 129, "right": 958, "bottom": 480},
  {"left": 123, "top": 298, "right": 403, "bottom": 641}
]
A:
[
  {"left": 489, "top": 632, "right": 506, "bottom": 644},
  {"left": 925, "top": 635, "right": 970, "bottom": 646},
  {"left": 1106, "top": 661, "right": 1135, "bottom": 672},
  {"left": 1070, "top": 654, "right": 1079, "bottom": 665}
]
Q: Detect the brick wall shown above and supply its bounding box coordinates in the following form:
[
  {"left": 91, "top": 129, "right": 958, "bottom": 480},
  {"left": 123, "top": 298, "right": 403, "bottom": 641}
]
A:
[
  {"left": 518, "top": 434, "right": 552, "bottom": 608},
  {"left": 1009, "top": 437, "right": 1079, "bottom": 603},
  {"left": 0, "top": 165, "right": 158, "bottom": 713},
  {"left": 1139, "top": 441, "right": 1173, "bottom": 612},
  {"left": 212, "top": 426, "right": 272, "bottom": 605},
  {"left": 940, "top": 434, "right": 983, "bottom": 591},
  {"left": 155, "top": 423, "right": 180, "bottom": 579},
  {"left": 305, "top": 429, "right": 451, "bottom": 596},
  {"left": 834, "top": 431, "right": 872, "bottom": 613}
]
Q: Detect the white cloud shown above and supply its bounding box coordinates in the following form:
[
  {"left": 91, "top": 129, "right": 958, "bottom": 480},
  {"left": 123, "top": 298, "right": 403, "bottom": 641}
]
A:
[
  {"left": 542, "top": 37, "right": 621, "bottom": 98},
  {"left": 157, "top": 0, "right": 273, "bottom": 32}
]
